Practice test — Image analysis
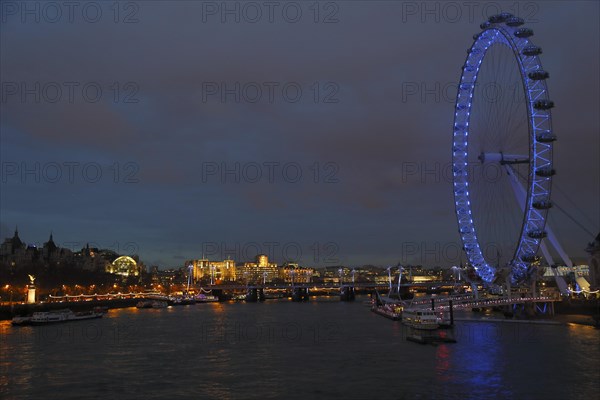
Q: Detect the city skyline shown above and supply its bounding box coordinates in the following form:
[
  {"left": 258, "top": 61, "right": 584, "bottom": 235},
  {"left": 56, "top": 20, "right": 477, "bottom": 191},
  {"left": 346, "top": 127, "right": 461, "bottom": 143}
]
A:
[{"left": 0, "top": 225, "right": 595, "bottom": 270}]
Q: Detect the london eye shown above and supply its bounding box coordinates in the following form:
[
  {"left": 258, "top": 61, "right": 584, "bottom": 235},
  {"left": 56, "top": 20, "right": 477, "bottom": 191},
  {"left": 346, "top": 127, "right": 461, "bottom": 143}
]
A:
[{"left": 452, "top": 13, "right": 555, "bottom": 284}]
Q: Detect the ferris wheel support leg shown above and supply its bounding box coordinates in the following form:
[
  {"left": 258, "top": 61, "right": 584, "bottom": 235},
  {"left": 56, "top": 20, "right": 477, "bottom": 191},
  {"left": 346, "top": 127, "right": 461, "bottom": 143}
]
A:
[
  {"left": 504, "top": 165, "right": 527, "bottom": 211},
  {"left": 505, "top": 165, "right": 574, "bottom": 292},
  {"left": 504, "top": 166, "right": 574, "bottom": 269},
  {"left": 544, "top": 224, "right": 573, "bottom": 268}
]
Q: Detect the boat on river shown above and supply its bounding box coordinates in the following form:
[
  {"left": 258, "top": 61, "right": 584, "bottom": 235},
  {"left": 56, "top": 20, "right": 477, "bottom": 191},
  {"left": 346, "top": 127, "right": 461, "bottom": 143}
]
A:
[
  {"left": 136, "top": 300, "right": 168, "bottom": 309},
  {"left": 371, "top": 303, "right": 403, "bottom": 321},
  {"left": 195, "top": 294, "right": 219, "bottom": 303},
  {"left": 12, "top": 309, "right": 103, "bottom": 326},
  {"left": 402, "top": 308, "right": 446, "bottom": 330}
]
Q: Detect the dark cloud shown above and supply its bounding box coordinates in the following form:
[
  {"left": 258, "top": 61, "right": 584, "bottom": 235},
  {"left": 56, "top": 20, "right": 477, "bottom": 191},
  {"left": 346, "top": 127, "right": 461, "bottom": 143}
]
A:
[{"left": 1, "top": 1, "right": 598, "bottom": 267}]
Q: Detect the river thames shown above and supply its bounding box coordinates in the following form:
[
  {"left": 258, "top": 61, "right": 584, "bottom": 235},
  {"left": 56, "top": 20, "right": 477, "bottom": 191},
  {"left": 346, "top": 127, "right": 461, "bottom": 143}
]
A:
[{"left": 1, "top": 297, "right": 599, "bottom": 400}]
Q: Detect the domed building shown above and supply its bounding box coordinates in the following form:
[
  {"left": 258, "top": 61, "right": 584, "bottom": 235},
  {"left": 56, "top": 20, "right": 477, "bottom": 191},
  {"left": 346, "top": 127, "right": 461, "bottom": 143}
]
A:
[{"left": 106, "top": 255, "right": 139, "bottom": 277}]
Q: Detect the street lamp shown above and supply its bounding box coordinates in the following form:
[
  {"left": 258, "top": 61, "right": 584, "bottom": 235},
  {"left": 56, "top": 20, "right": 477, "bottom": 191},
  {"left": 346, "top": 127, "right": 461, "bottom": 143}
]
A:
[
  {"left": 451, "top": 266, "right": 461, "bottom": 283},
  {"left": 187, "top": 263, "right": 193, "bottom": 292}
]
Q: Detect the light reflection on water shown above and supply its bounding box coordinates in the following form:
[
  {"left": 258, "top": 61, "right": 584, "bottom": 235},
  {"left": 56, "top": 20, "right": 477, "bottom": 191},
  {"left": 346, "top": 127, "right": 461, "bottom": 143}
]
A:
[{"left": 1, "top": 299, "right": 599, "bottom": 400}]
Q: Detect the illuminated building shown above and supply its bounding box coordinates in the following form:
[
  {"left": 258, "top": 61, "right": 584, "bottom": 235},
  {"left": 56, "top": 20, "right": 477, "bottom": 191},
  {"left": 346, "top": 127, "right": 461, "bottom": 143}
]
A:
[
  {"left": 106, "top": 255, "right": 139, "bottom": 276},
  {"left": 239, "top": 254, "right": 278, "bottom": 283},
  {"left": 189, "top": 258, "right": 236, "bottom": 283},
  {"left": 279, "top": 263, "right": 313, "bottom": 283}
]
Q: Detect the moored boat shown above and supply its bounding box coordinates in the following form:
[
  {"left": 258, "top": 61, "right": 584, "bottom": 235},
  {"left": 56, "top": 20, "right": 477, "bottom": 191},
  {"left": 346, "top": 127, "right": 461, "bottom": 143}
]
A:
[
  {"left": 14, "top": 309, "right": 103, "bottom": 326},
  {"left": 136, "top": 300, "right": 154, "bottom": 308},
  {"left": 151, "top": 301, "right": 168, "bottom": 308},
  {"left": 195, "top": 294, "right": 219, "bottom": 303},
  {"left": 402, "top": 308, "right": 445, "bottom": 330},
  {"left": 371, "top": 303, "right": 403, "bottom": 321},
  {"left": 170, "top": 296, "right": 196, "bottom": 306},
  {"left": 11, "top": 316, "right": 32, "bottom": 326}
]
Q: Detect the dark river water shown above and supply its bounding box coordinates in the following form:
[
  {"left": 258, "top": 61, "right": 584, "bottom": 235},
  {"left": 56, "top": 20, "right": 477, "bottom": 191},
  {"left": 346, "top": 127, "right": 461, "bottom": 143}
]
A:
[{"left": 1, "top": 297, "right": 599, "bottom": 400}]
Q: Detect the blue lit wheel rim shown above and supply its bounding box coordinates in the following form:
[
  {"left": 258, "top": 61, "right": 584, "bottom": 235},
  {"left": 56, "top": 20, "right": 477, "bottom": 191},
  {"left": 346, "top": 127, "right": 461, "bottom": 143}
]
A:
[{"left": 452, "top": 14, "right": 555, "bottom": 284}]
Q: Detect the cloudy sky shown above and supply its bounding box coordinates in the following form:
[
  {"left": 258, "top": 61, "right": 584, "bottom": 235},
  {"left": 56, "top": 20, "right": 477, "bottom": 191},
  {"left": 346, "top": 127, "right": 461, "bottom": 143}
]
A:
[{"left": 1, "top": 1, "right": 598, "bottom": 268}]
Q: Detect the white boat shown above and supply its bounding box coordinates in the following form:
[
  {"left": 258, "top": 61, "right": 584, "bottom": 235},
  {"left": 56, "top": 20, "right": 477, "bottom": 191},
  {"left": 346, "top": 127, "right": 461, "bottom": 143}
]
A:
[
  {"left": 13, "top": 309, "right": 103, "bottom": 326},
  {"left": 195, "top": 294, "right": 219, "bottom": 303},
  {"left": 402, "top": 308, "right": 444, "bottom": 330}
]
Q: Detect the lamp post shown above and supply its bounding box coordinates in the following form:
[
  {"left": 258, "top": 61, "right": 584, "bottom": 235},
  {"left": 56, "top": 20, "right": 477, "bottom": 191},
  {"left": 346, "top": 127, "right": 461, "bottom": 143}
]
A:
[
  {"left": 4, "top": 285, "right": 14, "bottom": 310},
  {"left": 187, "top": 263, "right": 193, "bottom": 292}
]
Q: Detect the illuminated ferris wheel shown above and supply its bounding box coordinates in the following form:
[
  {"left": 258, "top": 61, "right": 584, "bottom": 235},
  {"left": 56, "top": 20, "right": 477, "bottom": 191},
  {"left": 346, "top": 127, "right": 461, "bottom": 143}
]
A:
[{"left": 452, "top": 13, "right": 555, "bottom": 284}]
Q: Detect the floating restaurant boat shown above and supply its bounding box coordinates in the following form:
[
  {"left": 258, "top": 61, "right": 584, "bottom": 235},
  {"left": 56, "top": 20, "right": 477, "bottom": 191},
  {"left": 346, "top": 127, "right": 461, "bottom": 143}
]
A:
[
  {"left": 170, "top": 296, "right": 196, "bottom": 306},
  {"left": 370, "top": 289, "right": 405, "bottom": 321},
  {"left": 371, "top": 303, "right": 403, "bottom": 321},
  {"left": 136, "top": 300, "right": 168, "bottom": 309},
  {"left": 402, "top": 308, "right": 445, "bottom": 330},
  {"left": 195, "top": 294, "right": 219, "bottom": 303},
  {"left": 12, "top": 309, "right": 103, "bottom": 326}
]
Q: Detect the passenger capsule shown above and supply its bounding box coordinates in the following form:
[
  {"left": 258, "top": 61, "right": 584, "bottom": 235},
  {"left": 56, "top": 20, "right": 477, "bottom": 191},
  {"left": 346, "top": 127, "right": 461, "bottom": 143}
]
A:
[
  {"left": 506, "top": 17, "right": 525, "bottom": 27},
  {"left": 527, "top": 230, "right": 547, "bottom": 239},
  {"left": 533, "top": 100, "right": 554, "bottom": 110},
  {"left": 488, "top": 13, "right": 512, "bottom": 23},
  {"left": 535, "top": 167, "right": 556, "bottom": 177},
  {"left": 532, "top": 200, "right": 552, "bottom": 209},
  {"left": 536, "top": 132, "right": 557, "bottom": 143},
  {"left": 528, "top": 70, "right": 549, "bottom": 80},
  {"left": 514, "top": 28, "right": 534, "bottom": 38}
]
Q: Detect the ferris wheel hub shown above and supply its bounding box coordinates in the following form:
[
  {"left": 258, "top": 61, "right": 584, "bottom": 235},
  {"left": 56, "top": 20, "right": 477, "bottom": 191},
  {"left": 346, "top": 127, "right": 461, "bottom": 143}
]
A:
[{"left": 478, "top": 152, "right": 529, "bottom": 165}]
